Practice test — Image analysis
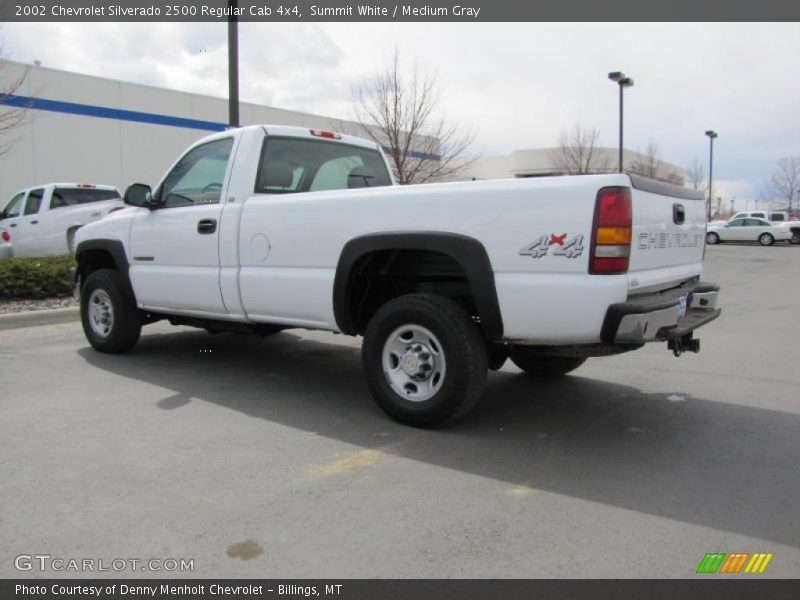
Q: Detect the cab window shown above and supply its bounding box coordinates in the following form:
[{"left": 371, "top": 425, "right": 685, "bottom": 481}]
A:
[
  {"left": 158, "top": 138, "right": 233, "bottom": 207},
  {"left": 255, "top": 137, "right": 392, "bottom": 194},
  {"left": 24, "top": 189, "right": 44, "bottom": 216},
  {"left": 727, "top": 219, "right": 744, "bottom": 227}
]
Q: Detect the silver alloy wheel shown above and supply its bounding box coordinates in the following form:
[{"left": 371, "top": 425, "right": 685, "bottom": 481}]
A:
[
  {"left": 88, "top": 289, "right": 114, "bottom": 338},
  {"left": 381, "top": 324, "right": 446, "bottom": 402},
  {"left": 706, "top": 232, "right": 719, "bottom": 244},
  {"left": 759, "top": 233, "right": 772, "bottom": 246}
]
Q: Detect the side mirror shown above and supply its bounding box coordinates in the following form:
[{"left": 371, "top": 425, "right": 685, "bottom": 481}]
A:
[{"left": 124, "top": 183, "right": 154, "bottom": 208}]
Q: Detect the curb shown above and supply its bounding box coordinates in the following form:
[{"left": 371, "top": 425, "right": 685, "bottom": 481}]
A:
[{"left": 0, "top": 307, "right": 80, "bottom": 331}]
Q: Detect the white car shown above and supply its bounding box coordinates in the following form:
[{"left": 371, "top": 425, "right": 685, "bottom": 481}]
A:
[
  {"left": 0, "top": 184, "right": 123, "bottom": 257},
  {"left": 706, "top": 217, "right": 792, "bottom": 246}
]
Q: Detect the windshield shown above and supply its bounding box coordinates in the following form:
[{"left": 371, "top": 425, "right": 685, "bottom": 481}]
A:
[{"left": 255, "top": 137, "right": 392, "bottom": 194}]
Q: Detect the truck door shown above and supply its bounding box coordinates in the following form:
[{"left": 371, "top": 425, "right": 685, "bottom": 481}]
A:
[
  {"left": 12, "top": 189, "right": 45, "bottom": 257},
  {"left": 129, "top": 136, "right": 236, "bottom": 314}
]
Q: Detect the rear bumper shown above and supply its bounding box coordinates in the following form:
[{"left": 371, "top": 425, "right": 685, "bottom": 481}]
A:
[{"left": 601, "top": 281, "right": 720, "bottom": 344}]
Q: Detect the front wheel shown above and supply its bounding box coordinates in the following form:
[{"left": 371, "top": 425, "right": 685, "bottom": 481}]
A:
[
  {"left": 80, "top": 269, "right": 142, "bottom": 353},
  {"left": 759, "top": 233, "right": 774, "bottom": 246},
  {"left": 706, "top": 232, "right": 720, "bottom": 245},
  {"left": 362, "top": 293, "right": 488, "bottom": 427},
  {"left": 509, "top": 347, "right": 586, "bottom": 378}
]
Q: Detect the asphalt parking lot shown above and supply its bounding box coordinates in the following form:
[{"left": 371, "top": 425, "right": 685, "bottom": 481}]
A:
[{"left": 1, "top": 243, "right": 798, "bottom": 579}]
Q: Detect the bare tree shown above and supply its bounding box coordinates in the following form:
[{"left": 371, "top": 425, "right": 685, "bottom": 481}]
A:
[
  {"left": 762, "top": 156, "right": 800, "bottom": 212},
  {"left": 351, "top": 50, "right": 476, "bottom": 184},
  {"left": 547, "top": 125, "right": 609, "bottom": 175},
  {"left": 629, "top": 142, "right": 685, "bottom": 185},
  {"left": 685, "top": 158, "right": 706, "bottom": 192},
  {"left": 0, "top": 38, "right": 31, "bottom": 157}
]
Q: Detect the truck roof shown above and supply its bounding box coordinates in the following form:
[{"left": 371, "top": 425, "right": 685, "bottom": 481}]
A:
[
  {"left": 14, "top": 183, "right": 120, "bottom": 193},
  {"left": 198, "top": 124, "right": 382, "bottom": 153}
]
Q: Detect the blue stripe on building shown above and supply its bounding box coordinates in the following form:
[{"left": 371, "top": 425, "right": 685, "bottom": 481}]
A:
[
  {"left": 2, "top": 94, "right": 441, "bottom": 160},
  {"left": 1, "top": 94, "right": 227, "bottom": 132}
]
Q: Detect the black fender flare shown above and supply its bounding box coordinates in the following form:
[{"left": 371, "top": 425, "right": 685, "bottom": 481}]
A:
[
  {"left": 75, "top": 239, "right": 137, "bottom": 307},
  {"left": 333, "top": 232, "right": 503, "bottom": 341}
]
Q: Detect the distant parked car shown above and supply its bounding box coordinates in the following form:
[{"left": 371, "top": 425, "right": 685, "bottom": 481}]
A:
[
  {"left": 0, "top": 184, "right": 123, "bottom": 257},
  {"left": 706, "top": 217, "right": 792, "bottom": 246},
  {"left": 0, "top": 225, "right": 12, "bottom": 259},
  {"left": 709, "top": 211, "right": 788, "bottom": 226}
]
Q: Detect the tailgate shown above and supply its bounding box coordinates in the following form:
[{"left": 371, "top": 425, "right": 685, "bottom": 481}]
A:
[{"left": 627, "top": 174, "right": 706, "bottom": 292}]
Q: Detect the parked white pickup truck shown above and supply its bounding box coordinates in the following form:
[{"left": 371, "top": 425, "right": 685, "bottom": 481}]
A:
[
  {"left": 74, "top": 125, "right": 721, "bottom": 426},
  {"left": 0, "top": 184, "right": 123, "bottom": 257}
]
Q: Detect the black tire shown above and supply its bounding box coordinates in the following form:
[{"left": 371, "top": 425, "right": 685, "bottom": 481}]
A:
[
  {"left": 706, "top": 232, "right": 720, "bottom": 245},
  {"left": 758, "top": 232, "right": 774, "bottom": 246},
  {"left": 789, "top": 230, "right": 800, "bottom": 245},
  {"left": 80, "top": 269, "right": 142, "bottom": 353},
  {"left": 509, "top": 347, "right": 586, "bottom": 378},
  {"left": 362, "top": 293, "right": 488, "bottom": 427}
]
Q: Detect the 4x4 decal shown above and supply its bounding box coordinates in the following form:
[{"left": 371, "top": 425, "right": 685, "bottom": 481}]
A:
[{"left": 520, "top": 233, "right": 584, "bottom": 259}]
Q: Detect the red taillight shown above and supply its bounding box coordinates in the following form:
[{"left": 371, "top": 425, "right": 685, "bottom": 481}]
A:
[
  {"left": 590, "top": 186, "right": 632, "bottom": 274},
  {"left": 309, "top": 129, "right": 342, "bottom": 140},
  {"left": 107, "top": 207, "right": 125, "bottom": 215},
  {"left": 1, "top": 231, "right": 10, "bottom": 243},
  {"left": 77, "top": 184, "right": 96, "bottom": 189}
]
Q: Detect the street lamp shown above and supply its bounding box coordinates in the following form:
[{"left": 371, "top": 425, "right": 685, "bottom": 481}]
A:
[
  {"left": 609, "top": 71, "right": 634, "bottom": 173},
  {"left": 705, "top": 130, "right": 718, "bottom": 220},
  {"left": 228, "top": 0, "right": 239, "bottom": 127}
]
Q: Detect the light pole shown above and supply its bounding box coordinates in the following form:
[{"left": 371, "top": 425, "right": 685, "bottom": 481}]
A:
[
  {"left": 609, "top": 71, "right": 634, "bottom": 173},
  {"left": 705, "top": 130, "right": 718, "bottom": 220},
  {"left": 228, "top": 0, "right": 239, "bottom": 128}
]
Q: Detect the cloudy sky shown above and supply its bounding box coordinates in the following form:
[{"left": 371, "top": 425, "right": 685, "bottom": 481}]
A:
[{"left": 3, "top": 22, "right": 799, "bottom": 206}]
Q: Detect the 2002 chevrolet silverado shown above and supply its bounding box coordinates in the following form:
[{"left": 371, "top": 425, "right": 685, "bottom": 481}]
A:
[{"left": 74, "top": 125, "right": 721, "bottom": 427}]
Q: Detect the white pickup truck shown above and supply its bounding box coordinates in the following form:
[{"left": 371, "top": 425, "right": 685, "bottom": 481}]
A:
[
  {"left": 0, "top": 183, "right": 123, "bottom": 257},
  {"left": 74, "top": 125, "right": 721, "bottom": 427}
]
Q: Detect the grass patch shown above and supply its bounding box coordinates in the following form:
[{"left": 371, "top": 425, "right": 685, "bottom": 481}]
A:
[{"left": 0, "top": 254, "right": 76, "bottom": 299}]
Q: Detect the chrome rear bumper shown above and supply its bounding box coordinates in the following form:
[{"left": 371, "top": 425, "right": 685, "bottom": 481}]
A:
[{"left": 601, "top": 282, "right": 721, "bottom": 344}]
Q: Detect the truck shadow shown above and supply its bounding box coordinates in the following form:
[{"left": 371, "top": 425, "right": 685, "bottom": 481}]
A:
[{"left": 79, "top": 329, "right": 800, "bottom": 549}]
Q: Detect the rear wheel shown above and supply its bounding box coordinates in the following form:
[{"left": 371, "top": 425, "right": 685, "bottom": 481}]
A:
[
  {"left": 80, "top": 269, "right": 142, "bottom": 353},
  {"left": 790, "top": 230, "right": 800, "bottom": 245},
  {"left": 362, "top": 293, "right": 487, "bottom": 427},
  {"left": 509, "top": 347, "right": 586, "bottom": 378},
  {"left": 759, "top": 233, "right": 774, "bottom": 246},
  {"left": 706, "top": 232, "right": 720, "bottom": 245}
]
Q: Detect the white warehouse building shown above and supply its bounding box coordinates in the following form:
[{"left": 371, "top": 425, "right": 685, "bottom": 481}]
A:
[
  {"left": 0, "top": 60, "right": 374, "bottom": 204},
  {"left": 1, "top": 61, "right": 684, "bottom": 205}
]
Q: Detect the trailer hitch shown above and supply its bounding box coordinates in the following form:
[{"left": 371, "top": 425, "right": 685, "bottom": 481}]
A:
[{"left": 668, "top": 333, "right": 700, "bottom": 357}]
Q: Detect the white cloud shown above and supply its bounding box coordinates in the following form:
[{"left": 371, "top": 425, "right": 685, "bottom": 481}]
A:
[{"left": 2, "top": 21, "right": 799, "bottom": 204}]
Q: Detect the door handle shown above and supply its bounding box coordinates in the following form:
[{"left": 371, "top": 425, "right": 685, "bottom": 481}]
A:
[
  {"left": 30, "top": 220, "right": 38, "bottom": 225},
  {"left": 673, "top": 204, "right": 685, "bottom": 224},
  {"left": 197, "top": 219, "right": 217, "bottom": 234},
  {"left": 9, "top": 223, "right": 17, "bottom": 227}
]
